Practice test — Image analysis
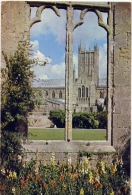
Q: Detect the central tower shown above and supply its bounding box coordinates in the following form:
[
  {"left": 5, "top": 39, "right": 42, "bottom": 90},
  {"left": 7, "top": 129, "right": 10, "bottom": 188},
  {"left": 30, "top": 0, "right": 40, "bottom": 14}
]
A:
[{"left": 78, "top": 42, "right": 99, "bottom": 86}]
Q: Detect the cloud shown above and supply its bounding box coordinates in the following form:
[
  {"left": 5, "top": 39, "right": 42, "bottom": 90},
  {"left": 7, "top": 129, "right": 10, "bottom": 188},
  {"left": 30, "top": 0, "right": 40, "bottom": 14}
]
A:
[
  {"left": 30, "top": 40, "right": 52, "bottom": 63},
  {"left": 31, "top": 40, "right": 65, "bottom": 80},
  {"left": 30, "top": 8, "right": 107, "bottom": 46},
  {"left": 30, "top": 8, "right": 66, "bottom": 45}
]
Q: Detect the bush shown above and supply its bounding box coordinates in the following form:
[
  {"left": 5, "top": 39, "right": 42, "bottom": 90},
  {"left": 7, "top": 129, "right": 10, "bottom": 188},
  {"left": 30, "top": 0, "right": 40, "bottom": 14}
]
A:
[
  {"left": 49, "top": 110, "right": 65, "bottom": 128},
  {"left": 49, "top": 110, "right": 107, "bottom": 129},
  {"left": 97, "top": 111, "right": 107, "bottom": 129},
  {"left": 72, "top": 112, "right": 99, "bottom": 129}
]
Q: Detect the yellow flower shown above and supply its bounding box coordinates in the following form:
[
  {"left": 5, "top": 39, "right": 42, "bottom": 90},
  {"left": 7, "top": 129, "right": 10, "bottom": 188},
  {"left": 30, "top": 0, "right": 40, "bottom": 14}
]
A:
[
  {"left": 9, "top": 171, "right": 17, "bottom": 179},
  {"left": 62, "top": 183, "right": 67, "bottom": 190},
  {"left": 89, "top": 171, "right": 93, "bottom": 183},
  {"left": 100, "top": 161, "right": 105, "bottom": 171},
  {"left": 110, "top": 190, "right": 114, "bottom": 195},
  {"left": 111, "top": 164, "right": 117, "bottom": 174},
  {"left": 80, "top": 188, "right": 84, "bottom": 195},
  {"left": 50, "top": 157, "right": 55, "bottom": 166},
  {"left": 84, "top": 157, "right": 89, "bottom": 165}
]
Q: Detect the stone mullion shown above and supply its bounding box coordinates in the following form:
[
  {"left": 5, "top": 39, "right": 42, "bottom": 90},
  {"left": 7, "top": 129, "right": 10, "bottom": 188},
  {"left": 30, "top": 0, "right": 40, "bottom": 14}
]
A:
[
  {"left": 107, "top": 8, "right": 112, "bottom": 144},
  {"left": 65, "top": 6, "right": 73, "bottom": 141}
]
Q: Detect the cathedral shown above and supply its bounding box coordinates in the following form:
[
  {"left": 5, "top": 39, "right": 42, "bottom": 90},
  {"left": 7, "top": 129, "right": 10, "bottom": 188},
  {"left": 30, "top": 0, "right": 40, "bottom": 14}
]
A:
[{"left": 33, "top": 43, "right": 107, "bottom": 113}]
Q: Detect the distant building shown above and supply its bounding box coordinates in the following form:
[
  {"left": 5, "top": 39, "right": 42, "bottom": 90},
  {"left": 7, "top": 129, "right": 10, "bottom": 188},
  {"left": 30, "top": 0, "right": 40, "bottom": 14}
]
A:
[{"left": 33, "top": 43, "right": 107, "bottom": 113}]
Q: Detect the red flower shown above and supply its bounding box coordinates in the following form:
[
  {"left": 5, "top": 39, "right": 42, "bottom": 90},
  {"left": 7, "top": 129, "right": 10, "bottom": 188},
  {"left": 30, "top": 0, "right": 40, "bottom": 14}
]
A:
[
  {"left": 98, "top": 169, "right": 102, "bottom": 174},
  {"left": 14, "top": 156, "right": 17, "bottom": 161},
  {"left": 21, "top": 177, "right": 25, "bottom": 185},
  {"left": 1, "top": 185, "right": 5, "bottom": 191},
  {"left": 124, "top": 187, "right": 127, "bottom": 194},
  {"left": 43, "top": 183, "right": 47, "bottom": 188}
]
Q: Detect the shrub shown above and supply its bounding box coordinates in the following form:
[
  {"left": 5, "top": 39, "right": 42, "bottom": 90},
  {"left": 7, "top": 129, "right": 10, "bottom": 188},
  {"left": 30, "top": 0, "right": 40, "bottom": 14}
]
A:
[
  {"left": 97, "top": 111, "right": 107, "bottom": 129},
  {"left": 49, "top": 110, "right": 65, "bottom": 128},
  {"left": 72, "top": 112, "right": 99, "bottom": 129}
]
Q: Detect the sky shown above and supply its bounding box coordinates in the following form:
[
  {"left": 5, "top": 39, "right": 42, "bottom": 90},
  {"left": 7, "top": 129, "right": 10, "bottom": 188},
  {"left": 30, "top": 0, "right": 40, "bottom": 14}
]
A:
[{"left": 30, "top": 7, "right": 108, "bottom": 82}]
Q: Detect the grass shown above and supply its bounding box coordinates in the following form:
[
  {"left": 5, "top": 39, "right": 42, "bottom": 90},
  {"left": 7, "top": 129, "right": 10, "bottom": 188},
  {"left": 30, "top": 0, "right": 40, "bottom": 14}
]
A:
[{"left": 28, "top": 128, "right": 106, "bottom": 140}]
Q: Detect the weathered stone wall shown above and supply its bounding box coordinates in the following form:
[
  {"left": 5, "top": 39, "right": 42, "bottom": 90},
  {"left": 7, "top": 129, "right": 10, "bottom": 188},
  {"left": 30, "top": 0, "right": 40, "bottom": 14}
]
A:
[
  {"left": 28, "top": 114, "right": 53, "bottom": 127},
  {"left": 1, "top": 2, "right": 131, "bottom": 155},
  {"left": 1, "top": 1, "right": 30, "bottom": 67},
  {"left": 112, "top": 3, "right": 131, "bottom": 153}
]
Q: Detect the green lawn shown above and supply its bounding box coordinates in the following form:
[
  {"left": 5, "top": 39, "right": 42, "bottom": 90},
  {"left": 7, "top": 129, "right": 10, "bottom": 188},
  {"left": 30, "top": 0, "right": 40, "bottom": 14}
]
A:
[{"left": 28, "top": 128, "right": 106, "bottom": 140}]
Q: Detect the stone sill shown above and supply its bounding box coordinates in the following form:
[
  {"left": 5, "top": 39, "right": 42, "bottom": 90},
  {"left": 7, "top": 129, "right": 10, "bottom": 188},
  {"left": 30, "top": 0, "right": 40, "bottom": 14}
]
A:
[{"left": 23, "top": 140, "right": 116, "bottom": 153}]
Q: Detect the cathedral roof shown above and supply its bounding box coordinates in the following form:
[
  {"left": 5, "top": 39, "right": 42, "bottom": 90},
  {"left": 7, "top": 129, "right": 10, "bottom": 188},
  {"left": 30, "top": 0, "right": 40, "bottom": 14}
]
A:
[
  {"left": 33, "top": 78, "right": 107, "bottom": 87},
  {"left": 33, "top": 79, "right": 65, "bottom": 88}
]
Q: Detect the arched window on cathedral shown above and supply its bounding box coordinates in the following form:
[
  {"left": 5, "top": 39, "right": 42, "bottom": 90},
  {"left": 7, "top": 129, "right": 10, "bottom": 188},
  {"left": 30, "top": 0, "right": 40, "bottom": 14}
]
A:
[
  {"left": 82, "top": 86, "right": 85, "bottom": 97},
  {"left": 46, "top": 91, "right": 48, "bottom": 96},
  {"left": 78, "top": 88, "right": 81, "bottom": 97},
  {"left": 86, "top": 87, "right": 88, "bottom": 97},
  {"left": 52, "top": 91, "right": 55, "bottom": 98},
  {"left": 59, "top": 91, "right": 62, "bottom": 98}
]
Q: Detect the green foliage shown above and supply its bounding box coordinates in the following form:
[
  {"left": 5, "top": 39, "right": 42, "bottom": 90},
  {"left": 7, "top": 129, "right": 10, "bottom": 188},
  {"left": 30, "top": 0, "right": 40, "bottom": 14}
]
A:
[
  {"left": 72, "top": 112, "right": 99, "bottom": 129},
  {"left": 48, "top": 110, "right": 107, "bottom": 129},
  {"left": 1, "top": 41, "right": 35, "bottom": 135},
  {"left": 49, "top": 110, "right": 65, "bottom": 128},
  {"left": 1, "top": 41, "right": 36, "bottom": 175},
  {"left": 97, "top": 111, "right": 107, "bottom": 129}
]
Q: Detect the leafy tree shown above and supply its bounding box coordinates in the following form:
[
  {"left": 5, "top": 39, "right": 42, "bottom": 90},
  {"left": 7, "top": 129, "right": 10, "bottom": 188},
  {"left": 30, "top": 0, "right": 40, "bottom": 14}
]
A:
[
  {"left": 1, "top": 41, "right": 35, "bottom": 136},
  {"left": 1, "top": 41, "right": 35, "bottom": 173}
]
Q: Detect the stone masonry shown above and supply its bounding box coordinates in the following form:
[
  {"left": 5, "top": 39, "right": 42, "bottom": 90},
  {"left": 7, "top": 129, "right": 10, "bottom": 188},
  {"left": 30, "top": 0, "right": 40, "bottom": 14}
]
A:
[{"left": 1, "top": 2, "right": 131, "bottom": 157}]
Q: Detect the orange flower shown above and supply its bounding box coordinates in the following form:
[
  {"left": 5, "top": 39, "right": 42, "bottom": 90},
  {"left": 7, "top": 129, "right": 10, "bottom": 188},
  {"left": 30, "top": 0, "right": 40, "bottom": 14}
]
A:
[
  {"left": 58, "top": 164, "right": 62, "bottom": 169},
  {"left": 50, "top": 180, "right": 56, "bottom": 186},
  {"left": 60, "top": 173, "right": 64, "bottom": 180},
  {"left": 117, "top": 189, "right": 121, "bottom": 194},
  {"left": 28, "top": 172, "right": 33, "bottom": 179},
  {"left": 94, "top": 182, "right": 101, "bottom": 188},
  {"left": 1, "top": 185, "right": 5, "bottom": 191},
  {"left": 43, "top": 183, "right": 47, "bottom": 188},
  {"left": 35, "top": 174, "right": 42, "bottom": 182},
  {"left": 73, "top": 172, "right": 78, "bottom": 180}
]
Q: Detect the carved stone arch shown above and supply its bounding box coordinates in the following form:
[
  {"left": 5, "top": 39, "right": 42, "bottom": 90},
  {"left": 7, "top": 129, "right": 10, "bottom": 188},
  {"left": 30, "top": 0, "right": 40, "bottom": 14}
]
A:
[
  {"left": 73, "top": 8, "right": 89, "bottom": 30},
  {"left": 29, "top": 5, "right": 60, "bottom": 28},
  {"left": 94, "top": 9, "right": 111, "bottom": 34}
]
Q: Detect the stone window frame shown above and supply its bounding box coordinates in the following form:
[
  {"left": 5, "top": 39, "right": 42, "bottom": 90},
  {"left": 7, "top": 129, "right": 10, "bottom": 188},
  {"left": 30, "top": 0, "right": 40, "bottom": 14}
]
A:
[
  {"left": 82, "top": 85, "right": 85, "bottom": 97},
  {"left": 28, "top": 1, "right": 112, "bottom": 145},
  {"left": 52, "top": 91, "right": 55, "bottom": 98},
  {"left": 78, "top": 88, "right": 81, "bottom": 97},
  {"left": 59, "top": 91, "right": 62, "bottom": 98}
]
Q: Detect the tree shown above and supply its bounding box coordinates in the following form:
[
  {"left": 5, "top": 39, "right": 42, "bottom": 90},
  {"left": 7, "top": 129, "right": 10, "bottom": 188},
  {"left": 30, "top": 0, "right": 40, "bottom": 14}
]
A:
[{"left": 1, "top": 41, "right": 35, "bottom": 137}]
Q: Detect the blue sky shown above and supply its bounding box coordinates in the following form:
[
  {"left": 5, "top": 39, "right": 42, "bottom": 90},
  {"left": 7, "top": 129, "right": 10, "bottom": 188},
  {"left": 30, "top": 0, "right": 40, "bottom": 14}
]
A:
[{"left": 30, "top": 7, "right": 107, "bottom": 81}]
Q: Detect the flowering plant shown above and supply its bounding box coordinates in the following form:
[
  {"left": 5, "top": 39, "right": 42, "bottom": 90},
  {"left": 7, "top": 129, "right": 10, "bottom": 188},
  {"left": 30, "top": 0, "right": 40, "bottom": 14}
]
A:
[{"left": 0, "top": 153, "right": 130, "bottom": 195}]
